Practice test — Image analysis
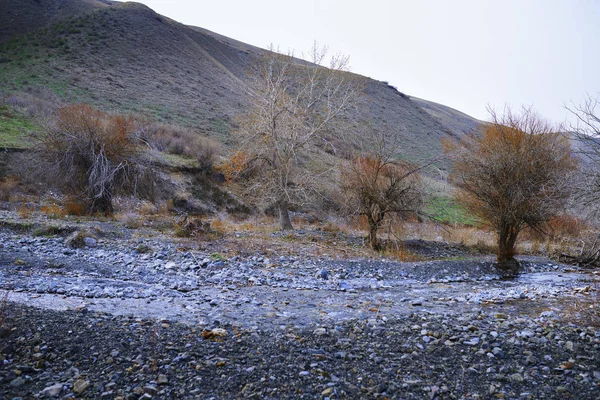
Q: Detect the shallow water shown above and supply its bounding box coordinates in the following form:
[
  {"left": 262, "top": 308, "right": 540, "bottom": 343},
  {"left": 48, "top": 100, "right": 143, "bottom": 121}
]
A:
[{"left": 2, "top": 268, "right": 596, "bottom": 330}]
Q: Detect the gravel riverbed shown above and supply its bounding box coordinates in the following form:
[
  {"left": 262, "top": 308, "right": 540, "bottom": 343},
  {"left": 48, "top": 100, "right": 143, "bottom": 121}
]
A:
[{"left": 1, "top": 211, "right": 599, "bottom": 399}]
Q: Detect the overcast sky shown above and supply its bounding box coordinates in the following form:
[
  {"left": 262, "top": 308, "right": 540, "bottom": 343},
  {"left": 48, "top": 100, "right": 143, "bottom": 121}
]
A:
[{"left": 130, "top": 0, "right": 599, "bottom": 124}]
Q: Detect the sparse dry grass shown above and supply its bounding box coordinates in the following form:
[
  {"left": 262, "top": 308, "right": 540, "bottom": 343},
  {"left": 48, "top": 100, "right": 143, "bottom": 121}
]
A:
[
  {"left": 40, "top": 203, "right": 66, "bottom": 218},
  {"left": 564, "top": 275, "right": 600, "bottom": 327}
]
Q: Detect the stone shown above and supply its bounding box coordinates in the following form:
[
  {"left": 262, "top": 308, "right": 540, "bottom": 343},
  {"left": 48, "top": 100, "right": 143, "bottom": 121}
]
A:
[
  {"left": 10, "top": 377, "right": 25, "bottom": 387},
  {"left": 313, "top": 327, "right": 328, "bottom": 336},
  {"left": 83, "top": 237, "right": 98, "bottom": 248},
  {"left": 411, "top": 298, "right": 425, "bottom": 306},
  {"left": 41, "top": 383, "right": 63, "bottom": 397},
  {"left": 318, "top": 269, "right": 329, "bottom": 280},
  {"left": 509, "top": 373, "right": 524, "bottom": 383},
  {"left": 157, "top": 374, "right": 169, "bottom": 385},
  {"left": 464, "top": 337, "right": 480, "bottom": 346},
  {"left": 0, "top": 326, "right": 10, "bottom": 338},
  {"left": 73, "top": 379, "right": 91, "bottom": 394}
]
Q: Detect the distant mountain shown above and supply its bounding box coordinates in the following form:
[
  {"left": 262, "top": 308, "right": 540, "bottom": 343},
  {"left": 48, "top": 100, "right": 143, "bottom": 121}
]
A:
[{"left": 0, "top": 0, "right": 481, "bottom": 171}]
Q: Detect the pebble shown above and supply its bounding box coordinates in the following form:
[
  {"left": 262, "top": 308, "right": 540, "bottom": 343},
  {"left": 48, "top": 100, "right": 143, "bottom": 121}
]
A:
[
  {"left": 41, "top": 383, "right": 63, "bottom": 397},
  {"left": 73, "top": 379, "right": 91, "bottom": 394}
]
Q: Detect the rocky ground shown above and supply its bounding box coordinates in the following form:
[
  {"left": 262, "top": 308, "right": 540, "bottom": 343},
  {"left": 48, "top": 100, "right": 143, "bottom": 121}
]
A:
[{"left": 1, "top": 210, "right": 599, "bottom": 399}]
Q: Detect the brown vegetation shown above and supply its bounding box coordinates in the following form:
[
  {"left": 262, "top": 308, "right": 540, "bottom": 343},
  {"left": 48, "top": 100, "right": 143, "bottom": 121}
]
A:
[
  {"left": 34, "top": 104, "right": 146, "bottom": 215},
  {"left": 341, "top": 155, "right": 423, "bottom": 249},
  {"left": 448, "top": 107, "right": 577, "bottom": 274}
]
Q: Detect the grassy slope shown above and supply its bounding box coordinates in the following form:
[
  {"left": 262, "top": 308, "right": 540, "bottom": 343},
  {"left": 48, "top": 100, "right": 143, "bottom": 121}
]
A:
[
  {"left": 0, "top": 105, "right": 36, "bottom": 148},
  {"left": 0, "top": 1, "right": 481, "bottom": 156}
]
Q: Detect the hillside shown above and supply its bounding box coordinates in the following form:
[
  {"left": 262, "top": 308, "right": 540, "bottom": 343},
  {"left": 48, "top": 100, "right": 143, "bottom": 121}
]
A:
[
  {"left": 0, "top": 0, "right": 481, "bottom": 168},
  {"left": 0, "top": 0, "right": 112, "bottom": 43}
]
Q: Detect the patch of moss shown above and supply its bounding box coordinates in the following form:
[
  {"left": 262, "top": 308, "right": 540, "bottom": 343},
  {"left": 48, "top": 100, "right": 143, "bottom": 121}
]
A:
[{"left": 0, "top": 106, "right": 35, "bottom": 148}]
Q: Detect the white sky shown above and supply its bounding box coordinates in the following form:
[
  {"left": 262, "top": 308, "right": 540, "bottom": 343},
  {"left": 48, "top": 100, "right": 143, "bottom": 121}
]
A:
[{"left": 129, "top": 0, "right": 600, "bottom": 124}]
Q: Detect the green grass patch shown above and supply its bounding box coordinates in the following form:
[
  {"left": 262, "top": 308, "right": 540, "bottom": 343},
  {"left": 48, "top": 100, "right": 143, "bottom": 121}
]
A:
[
  {"left": 426, "top": 196, "right": 477, "bottom": 226},
  {"left": 0, "top": 106, "right": 36, "bottom": 148}
]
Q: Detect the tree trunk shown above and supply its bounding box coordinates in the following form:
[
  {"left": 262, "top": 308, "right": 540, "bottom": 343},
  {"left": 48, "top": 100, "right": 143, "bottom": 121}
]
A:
[
  {"left": 368, "top": 224, "right": 379, "bottom": 250},
  {"left": 496, "top": 226, "right": 520, "bottom": 276},
  {"left": 278, "top": 200, "right": 293, "bottom": 231},
  {"left": 367, "top": 213, "right": 383, "bottom": 250},
  {"left": 89, "top": 191, "right": 113, "bottom": 215}
]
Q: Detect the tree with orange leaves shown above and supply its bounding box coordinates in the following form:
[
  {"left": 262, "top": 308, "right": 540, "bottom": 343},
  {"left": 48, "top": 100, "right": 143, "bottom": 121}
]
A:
[
  {"left": 341, "top": 132, "right": 424, "bottom": 250},
  {"left": 449, "top": 107, "right": 576, "bottom": 274}
]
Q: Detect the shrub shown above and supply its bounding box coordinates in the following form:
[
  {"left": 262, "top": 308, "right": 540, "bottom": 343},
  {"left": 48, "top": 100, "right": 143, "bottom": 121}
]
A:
[
  {"left": 35, "top": 104, "right": 146, "bottom": 215},
  {"left": 448, "top": 107, "right": 577, "bottom": 274}
]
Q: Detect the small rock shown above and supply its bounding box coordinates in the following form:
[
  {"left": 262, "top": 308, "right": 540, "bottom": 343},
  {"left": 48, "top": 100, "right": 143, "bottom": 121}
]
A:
[
  {"left": 509, "top": 373, "right": 524, "bottom": 383},
  {"left": 157, "top": 374, "right": 169, "bottom": 385},
  {"left": 313, "top": 327, "right": 328, "bottom": 336},
  {"left": 318, "top": 269, "right": 329, "bottom": 280},
  {"left": 411, "top": 298, "right": 425, "bottom": 306},
  {"left": 83, "top": 237, "right": 97, "bottom": 248},
  {"left": 41, "top": 383, "right": 63, "bottom": 397},
  {"left": 322, "top": 387, "right": 334, "bottom": 396},
  {"left": 73, "top": 379, "right": 91, "bottom": 394},
  {"left": 10, "top": 377, "right": 25, "bottom": 387}
]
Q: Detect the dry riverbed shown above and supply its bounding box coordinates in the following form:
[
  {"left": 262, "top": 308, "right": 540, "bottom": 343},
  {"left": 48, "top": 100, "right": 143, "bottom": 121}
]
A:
[{"left": 0, "top": 210, "right": 599, "bottom": 399}]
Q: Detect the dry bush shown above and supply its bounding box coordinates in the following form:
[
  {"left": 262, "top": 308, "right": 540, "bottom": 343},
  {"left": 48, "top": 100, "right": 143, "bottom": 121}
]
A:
[
  {"left": 114, "top": 211, "right": 143, "bottom": 229},
  {"left": 40, "top": 203, "right": 66, "bottom": 218},
  {"left": 137, "top": 122, "right": 220, "bottom": 174},
  {"left": 448, "top": 107, "right": 577, "bottom": 273},
  {"left": 34, "top": 104, "right": 147, "bottom": 215},
  {"left": 0, "top": 176, "right": 19, "bottom": 201},
  {"left": 64, "top": 199, "right": 87, "bottom": 216},
  {"left": 173, "top": 214, "right": 214, "bottom": 238},
  {"left": 17, "top": 203, "right": 33, "bottom": 218},
  {"left": 137, "top": 200, "right": 158, "bottom": 215}
]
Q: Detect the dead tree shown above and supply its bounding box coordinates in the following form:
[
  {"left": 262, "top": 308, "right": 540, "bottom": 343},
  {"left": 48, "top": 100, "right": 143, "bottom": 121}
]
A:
[{"left": 229, "top": 43, "right": 361, "bottom": 230}]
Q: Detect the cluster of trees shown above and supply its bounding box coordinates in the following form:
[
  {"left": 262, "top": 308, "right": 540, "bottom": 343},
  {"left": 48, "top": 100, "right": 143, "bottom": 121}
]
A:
[
  {"left": 32, "top": 44, "right": 599, "bottom": 275},
  {"left": 227, "top": 45, "right": 599, "bottom": 274}
]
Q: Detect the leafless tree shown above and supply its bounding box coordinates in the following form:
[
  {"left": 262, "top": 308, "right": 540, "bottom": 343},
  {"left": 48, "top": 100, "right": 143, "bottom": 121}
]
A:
[
  {"left": 564, "top": 94, "right": 600, "bottom": 267},
  {"left": 566, "top": 95, "right": 600, "bottom": 215},
  {"left": 228, "top": 43, "right": 361, "bottom": 230},
  {"left": 35, "top": 104, "right": 145, "bottom": 214},
  {"left": 449, "top": 107, "right": 577, "bottom": 274},
  {"left": 341, "top": 130, "right": 424, "bottom": 249}
]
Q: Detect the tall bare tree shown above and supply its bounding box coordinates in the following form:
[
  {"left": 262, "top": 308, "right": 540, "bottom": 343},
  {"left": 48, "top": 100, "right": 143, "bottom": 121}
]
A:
[
  {"left": 449, "top": 107, "right": 576, "bottom": 274},
  {"left": 228, "top": 44, "right": 360, "bottom": 230},
  {"left": 564, "top": 95, "right": 600, "bottom": 267},
  {"left": 566, "top": 95, "right": 600, "bottom": 214}
]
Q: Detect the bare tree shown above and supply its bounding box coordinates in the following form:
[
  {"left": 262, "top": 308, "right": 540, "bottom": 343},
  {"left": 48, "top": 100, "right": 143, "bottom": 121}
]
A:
[
  {"left": 35, "top": 104, "right": 144, "bottom": 214},
  {"left": 341, "top": 131, "right": 424, "bottom": 249},
  {"left": 566, "top": 95, "right": 600, "bottom": 214},
  {"left": 228, "top": 43, "right": 360, "bottom": 230},
  {"left": 449, "top": 107, "right": 576, "bottom": 274},
  {"left": 564, "top": 94, "right": 600, "bottom": 267}
]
